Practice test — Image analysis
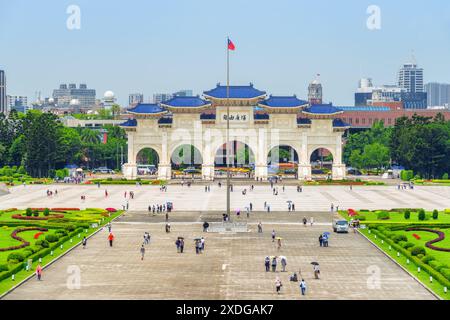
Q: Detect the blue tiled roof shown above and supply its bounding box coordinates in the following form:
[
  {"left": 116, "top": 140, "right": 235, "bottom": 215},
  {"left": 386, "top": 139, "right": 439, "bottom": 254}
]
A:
[
  {"left": 127, "top": 103, "right": 166, "bottom": 114},
  {"left": 158, "top": 117, "right": 173, "bottom": 124},
  {"left": 259, "top": 95, "right": 308, "bottom": 108},
  {"left": 302, "top": 104, "right": 343, "bottom": 115},
  {"left": 200, "top": 113, "right": 216, "bottom": 120},
  {"left": 203, "top": 83, "right": 266, "bottom": 99},
  {"left": 161, "top": 96, "right": 211, "bottom": 108},
  {"left": 338, "top": 106, "right": 390, "bottom": 112},
  {"left": 119, "top": 119, "right": 137, "bottom": 127},
  {"left": 297, "top": 118, "right": 312, "bottom": 125},
  {"left": 333, "top": 118, "right": 351, "bottom": 127},
  {"left": 254, "top": 113, "right": 269, "bottom": 120}
]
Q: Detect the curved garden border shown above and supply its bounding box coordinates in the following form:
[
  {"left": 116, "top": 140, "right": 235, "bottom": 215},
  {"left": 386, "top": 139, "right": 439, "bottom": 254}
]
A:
[
  {"left": 0, "top": 227, "right": 48, "bottom": 252},
  {"left": 406, "top": 227, "right": 450, "bottom": 252},
  {"left": 11, "top": 213, "right": 65, "bottom": 221}
]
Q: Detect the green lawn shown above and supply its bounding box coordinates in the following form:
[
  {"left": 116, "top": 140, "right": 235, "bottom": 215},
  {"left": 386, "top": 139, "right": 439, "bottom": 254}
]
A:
[
  {"left": 0, "top": 207, "right": 122, "bottom": 296},
  {"left": 360, "top": 228, "right": 450, "bottom": 300},
  {"left": 340, "top": 210, "right": 450, "bottom": 225}
]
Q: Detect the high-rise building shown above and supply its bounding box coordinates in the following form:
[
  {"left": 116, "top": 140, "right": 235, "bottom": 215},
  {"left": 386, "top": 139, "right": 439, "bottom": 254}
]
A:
[
  {"left": 6, "top": 95, "right": 28, "bottom": 113},
  {"left": 307, "top": 74, "right": 323, "bottom": 105},
  {"left": 153, "top": 90, "right": 194, "bottom": 104},
  {"left": 425, "top": 82, "right": 450, "bottom": 107},
  {"left": 52, "top": 83, "right": 96, "bottom": 108},
  {"left": 129, "top": 93, "right": 144, "bottom": 106},
  {"left": 398, "top": 61, "right": 424, "bottom": 93},
  {"left": 0, "top": 70, "right": 6, "bottom": 114}
]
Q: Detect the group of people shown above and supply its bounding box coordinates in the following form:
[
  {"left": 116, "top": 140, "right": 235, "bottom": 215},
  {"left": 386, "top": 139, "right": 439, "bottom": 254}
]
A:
[
  {"left": 265, "top": 256, "right": 287, "bottom": 273},
  {"left": 46, "top": 189, "right": 58, "bottom": 196},
  {"left": 318, "top": 233, "right": 329, "bottom": 247},
  {"left": 148, "top": 203, "right": 169, "bottom": 214},
  {"left": 124, "top": 191, "right": 135, "bottom": 199}
]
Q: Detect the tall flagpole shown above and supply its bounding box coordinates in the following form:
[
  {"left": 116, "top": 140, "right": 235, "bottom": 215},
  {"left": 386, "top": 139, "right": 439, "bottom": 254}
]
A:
[{"left": 226, "top": 36, "right": 231, "bottom": 220}]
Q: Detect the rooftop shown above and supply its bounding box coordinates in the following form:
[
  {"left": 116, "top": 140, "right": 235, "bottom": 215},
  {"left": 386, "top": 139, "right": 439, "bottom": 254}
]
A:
[
  {"left": 302, "top": 104, "right": 343, "bottom": 116},
  {"left": 127, "top": 103, "right": 166, "bottom": 115},
  {"left": 203, "top": 83, "right": 266, "bottom": 99},
  {"left": 160, "top": 96, "right": 211, "bottom": 108},
  {"left": 259, "top": 95, "right": 309, "bottom": 108}
]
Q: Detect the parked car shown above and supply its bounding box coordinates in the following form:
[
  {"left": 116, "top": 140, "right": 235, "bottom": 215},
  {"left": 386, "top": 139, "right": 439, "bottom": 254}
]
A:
[
  {"left": 333, "top": 219, "right": 349, "bottom": 233},
  {"left": 93, "top": 167, "right": 115, "bottom": 174},
  {"left": 183, "top": 167, "right": 198, "bottom": 174}
]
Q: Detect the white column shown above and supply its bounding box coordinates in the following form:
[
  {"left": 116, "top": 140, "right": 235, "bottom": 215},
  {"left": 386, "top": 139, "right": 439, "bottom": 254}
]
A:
[
  {"left": 255, "top": 128, "right": 268, "bottom": 180},
  {"left": 298, "top": 133, "right": 311, "bottom": 180},
  {"left": 158, "top": 131, "right": 171, "bottom": 180},
  {"left": 332, "top": 134, "right": 346, "bottom": 180},
  {"left": 122, "top": 131, "right": 137, "bottom": 179}
]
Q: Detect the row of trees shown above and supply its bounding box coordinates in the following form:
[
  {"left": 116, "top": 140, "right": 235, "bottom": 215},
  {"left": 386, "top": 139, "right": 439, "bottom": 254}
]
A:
[
  {"left": 344, "top": 114, "right": 450, "bottom": 178},
  {"left": 0, "top": 110, "right": 128, "bottom": 178}
]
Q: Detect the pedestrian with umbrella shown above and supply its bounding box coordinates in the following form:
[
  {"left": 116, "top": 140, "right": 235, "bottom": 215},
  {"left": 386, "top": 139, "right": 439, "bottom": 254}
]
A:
[{"left": 311, "top": 262, "right": 320, "bottom": 279}]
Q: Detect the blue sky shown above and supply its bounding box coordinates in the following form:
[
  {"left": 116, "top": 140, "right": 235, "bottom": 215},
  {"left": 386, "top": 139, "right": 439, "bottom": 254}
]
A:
[{"left": 1, "top": 0, "right": 450, "bottom": 106}]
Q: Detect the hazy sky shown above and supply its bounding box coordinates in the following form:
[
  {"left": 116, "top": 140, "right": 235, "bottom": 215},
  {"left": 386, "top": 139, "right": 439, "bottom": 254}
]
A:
[{"left": 1, "top": 0, "right": 450, "bottom": 106}]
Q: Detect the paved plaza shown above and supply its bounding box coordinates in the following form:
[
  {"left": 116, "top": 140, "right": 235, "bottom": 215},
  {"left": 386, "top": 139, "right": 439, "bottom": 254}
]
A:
[
  {"left": 2, "top": 213, "right": 435, "bottom": 300},
  {"left": 1, "top": 183, "right": 445, "bottom": 300},
  {"left": 0, "top": 184, "right": 449, "bottom": 212}
]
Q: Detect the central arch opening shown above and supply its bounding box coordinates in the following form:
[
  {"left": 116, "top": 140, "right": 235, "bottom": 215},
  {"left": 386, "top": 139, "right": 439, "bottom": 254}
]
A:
[
  {"left": 310, "top": 147, "right": 334, "bottom": 179},
  {"left": 267, "top": 145, "right": 299, "bottom": 178},
  {"left": 214, "top": 141, "right": 255, "bottom": 179},
  {"left": 170, "top": 144, "right": 203, "bottom": 179},
  {"left": 136, "top": 147, "right": 159, "bottom": 176}
]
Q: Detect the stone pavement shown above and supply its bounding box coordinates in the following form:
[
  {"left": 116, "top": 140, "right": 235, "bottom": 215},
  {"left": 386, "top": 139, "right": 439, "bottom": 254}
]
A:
[
  {"left": 2, "top": 211, "right": 436, "bottom": 300},
  {"left": 0, "top": 184, "right": 449, "bottom": 212}
]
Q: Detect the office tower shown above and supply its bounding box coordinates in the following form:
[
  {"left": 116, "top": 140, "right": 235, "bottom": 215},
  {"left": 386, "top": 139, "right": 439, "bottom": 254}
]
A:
[
  {"left": 398, "top": 61, "right": 424, "bottom": 93},
  {"left": 6, "top": 95, "right": 28, "bottom": 112},
  {"left": 425, "top": 82, "right": 450, "bottom": 107},
  {"left": 52, "top": 83, "right": 96, "bottom": 108},
  {"left": 0, "top": 70, "right": 6, "bottom": 113},
  {"left": 129, "top": 93, "right": 144, "bottom": 106}
]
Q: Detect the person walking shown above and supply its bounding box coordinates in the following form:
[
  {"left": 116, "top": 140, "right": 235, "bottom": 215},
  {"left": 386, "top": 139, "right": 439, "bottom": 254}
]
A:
[
  {"left": 313, "top": 264, "right": 320, "bottom": 279},
  {"left": 175, "top": 239, "right": 181, "bottom": 253},
  {"left": 310, "top": 216, "right": 314, "bottom": 226},
  {"left": 264, "top": 256, "right": 270, "bottom": 272},
  {"left": 275, "top": 277, "right": 282, "bottom": 294},
  {"left": 180, "top": 238, "right": 185, "bottom": 253},
  {"left": 277, "top": 238, "right": 282, "bottom": 250},
  {"left": 271, "top": 230, "right": 276, "bottom": 242},
  {"left": 302, "top": 217, "right": 307, "bottom": 227},
  {"left": 319, "top": 234, "right": 323, "bottom": 247},
  {"left": 271, "top": 256, "right": 277, "bottom": 272},
  {"left": 258, "top": 222, "right": 263, "bottom": 233},
  {"left": 201, "top": 237, "right": 205, "bottom": 252},
  {"left": 140, "top": 244, "right": 145, "bottom": 260},
  {"left": 82, "top": 236, "right": 87, "bottom": 249},
  {"left": 108, "top": 232, "right": 114, "bottom": 247},
  {"left": 280, "top": 256, "right": 287, "bottom": 272},
  {"left": 36, "top": 264, "right": 42, "bottom": 281},
  {"left": 299, "top": 279, "right": 307, "bottom": 296}
]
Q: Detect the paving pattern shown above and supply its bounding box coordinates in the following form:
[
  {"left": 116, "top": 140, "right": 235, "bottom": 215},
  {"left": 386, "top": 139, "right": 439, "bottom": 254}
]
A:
[
  {"left": 3, "top": 213, "right": 435, "bottom": 300},
  {"left": 0, "top": 184, "right": 449, "bottom": 212}
]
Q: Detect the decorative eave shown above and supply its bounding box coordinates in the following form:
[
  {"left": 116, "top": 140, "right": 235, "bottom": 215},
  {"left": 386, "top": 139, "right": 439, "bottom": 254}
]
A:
[
  {"left": 160, "top": 96, "right": 212, "bottom": 113},
  {"left": 258, "top": 95, "right": 309, "bottom": 114},
  {"left": 126, "top": 103, "right": 167, "bottom": 118},
  {"left": 301, "top": 104, "right": 343, "bottom": 118},
  {"left": 161, "top": 105, "right": 212, "bottom": 113}
]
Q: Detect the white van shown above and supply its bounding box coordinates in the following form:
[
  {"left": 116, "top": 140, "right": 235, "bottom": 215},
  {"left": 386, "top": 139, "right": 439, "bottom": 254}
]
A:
[{"left": 333, "top": 219, "right": 349, "bottom": 233}]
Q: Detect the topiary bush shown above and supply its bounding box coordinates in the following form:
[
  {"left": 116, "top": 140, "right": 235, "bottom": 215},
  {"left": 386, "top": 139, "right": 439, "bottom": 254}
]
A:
[
  {"left": 33, "top": 210, "right": 39, "bottom": 217},
  {"left": 25, "top": 208, "right": 32, "bottom": 217},
  {"left": 404, "top": 210, "right": 411, "bottom": 220},
  {"left": 418, "top": 209, "right": 426, "bottom": 221},
  {"left": 0, "top": 264, "right": 9, "bottom": 272},
  {"left": 441, "top": 268, "right": 450, "bottom": 281},
  {"left": 35, "top": 239, "right": 49, "bottom": 248},
  {"left": 443, "top": 173, "right": 449, "bottom": 180},
  {"left": 402, "top": 242, "right": 415, "bottom": 250},
  {"left": 45, "top": 234, "right": 59, "bottom": 243},
  {"left": 422, "top": 255, "right": 436, "bottom": 264},
  {"left": 376, "top": 211, "right": 390, "bottom": 220},
  {"left": 409, "top": 246, "right": 426, "bottom": 256},
  {"left": 432, "top": 210, "right": 439, "bottom": 220},
  {"left": 7, "top": 252, "right": 25, "bottom": 262},
  {"left": 392, "top": 234, "right": 408, "bottom": 243},
  {"left": 43, "top": 208, "right": 50, "bottom": 217}
]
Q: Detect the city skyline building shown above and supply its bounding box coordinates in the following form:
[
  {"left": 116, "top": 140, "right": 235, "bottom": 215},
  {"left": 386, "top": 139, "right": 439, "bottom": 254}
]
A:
[
  {"left": 153, "top": 89, "right": 194, "bottom": 104},
  {"left": 308, "top": 75, "right": 323, "bottom": 105},
  {"left": 129, "top": 93, "right": 144, "bottom": 107},
  {"left": 398, "top": 60, "right": 424, "bottom": 93},
  {"left": 6, "top": 95, "right": 28, "bottom": 113},
  {"left": 425, "top": 82, "right": 450, "bottom": 108},
  {"left": 0, "top": 70, "right": 7, "bottom": 114},
  {"left": 52, "top": 83, "right": 96, "bottom": 108}
]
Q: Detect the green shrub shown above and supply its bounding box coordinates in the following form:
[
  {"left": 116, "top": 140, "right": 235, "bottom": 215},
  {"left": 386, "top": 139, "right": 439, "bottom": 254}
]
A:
[
  {"left": 400, "top": 170, "right": 414, "bottom": 181},
  {"left": 432, "top": 210, "right": 438, "bottom": 220},
  {"left": 0, "top": 264, "right": 9, "bottom": 272},
  {"left": 404, "top": 210, "right": 410, "bottom": 220},
  {"left": 354, "top": 215, "right": 366, "bottom": 221},
  {"left": 55, "top": 229, "right": 68, "bottom": 237},
  {"left": 45, "top": 234, "right": 59, "bottom": 243},
  {"left": 35, "top": 239, "right": 49, "bottom": 248},
  {"left": 422, "top": 255, "right": 436, "bottom": 264},
  {"left": 402, "top": 242, "right": 415, "bottom": 250},
  {"left": 392, "top": 234, "right": 407, "bottom": 243},
  {"left": 33, "top": 210, "right": 39, "bottom": 217},
  {"left": 7, "top": 252, "right": 25, "bottom": 262},
  {"left": 25, "top": 208, "right": 32, "bottom": 217},
  {"left": 43, "top": 208, "right": 50, "bottom": 216},
  {"left": 443, "top": 173, "right": 449, "bottom": 180},
  {"left": 418, "top": 209, "right": 426, "bottom": 221},
  {"left": 66, "top": 225, "right": 76, "bottom": 232},
  {"left": 441, "top": 268, "right": 450, "bottom": 281},
  {"left": 409, "top": 246, "right": 426, "bottom": 256},
  {"left": 376, "top": 211, "right": 390, "bottom": 220}
]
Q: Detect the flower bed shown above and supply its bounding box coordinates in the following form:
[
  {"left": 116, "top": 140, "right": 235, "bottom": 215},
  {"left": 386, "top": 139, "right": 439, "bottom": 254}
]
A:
[
  {"left": 406, "top": 228, "right": 450, "bottom": 252},
  {"left": 0, "top": 227, "right": 48, "bottom": 252},
  {"left": 12, "top": 213, "right": 65, "bottom": 221}
]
